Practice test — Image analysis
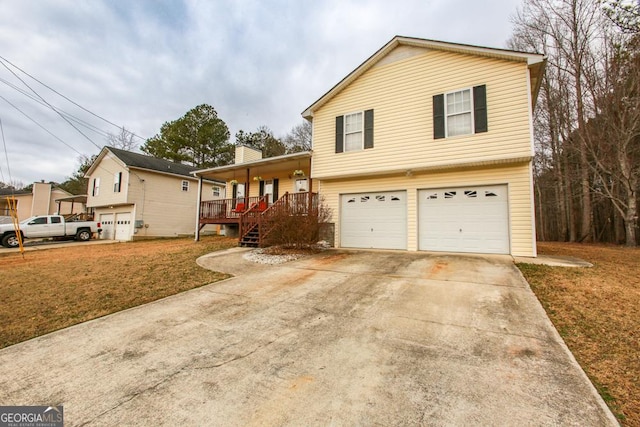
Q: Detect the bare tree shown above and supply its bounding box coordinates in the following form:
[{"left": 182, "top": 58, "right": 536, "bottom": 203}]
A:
[
  {"left": 282, "top": 120, "right": 312, "bottom": 153},
  {"left": 510, "top": 0, "right": 610, "bottom": 242},
  {"left": 106, "top": 127, "right": 138, "bottom": 151},
  {"left": 587, "top": 36, "right": 640, "bottom": 246}
]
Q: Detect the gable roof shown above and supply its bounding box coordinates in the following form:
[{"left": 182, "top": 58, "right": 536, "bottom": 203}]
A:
[
  {"left": 302, "top": 35, "right": 546, "bottom": 118},
  {"left": 107, "top": 147, "right": 200, "bottom": 178},
  {"left": 0, "top": 188, "right": 31, "bottom": 196},
  {"left": 85, "top": 147, "right": 223, "bottom": 184}
]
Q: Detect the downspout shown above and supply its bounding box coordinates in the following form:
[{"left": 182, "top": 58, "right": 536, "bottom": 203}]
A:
[{"left": 195, "top": 175, "right": 203, "bottom": 242}]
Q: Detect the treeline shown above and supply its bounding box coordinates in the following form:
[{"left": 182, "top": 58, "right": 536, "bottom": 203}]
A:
[{"left": 509, "top": 0, "right": 639, "bottom": 246}]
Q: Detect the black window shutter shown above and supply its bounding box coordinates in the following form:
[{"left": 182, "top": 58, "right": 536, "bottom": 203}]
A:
[
  {"left": 273, "top": 179, "right": 279, "bottom": 201},
  {"left": 473, "top": 85, "right": 488, "bottom": 133},
  {"left": 433, "top": 94, "right": 445, "bottom": 139},
  {"left": 364, "top": 109, "right": 374, "bottom": 149},
  {"left": 259, "top": 180, "right": 265, "bottom": 197},
  {"left": 335, "top": 116, "right": 344, "bottom": 153}
]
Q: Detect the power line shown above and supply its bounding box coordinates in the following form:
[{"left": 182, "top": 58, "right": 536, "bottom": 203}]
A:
[
  {"left": 0, "top": 94, "right": 119, "bottom": 182},
  {"left": 0, "top": 94, "right": 87, "bottom": 157},
  {"left": 0, "top": 60, "right": 103, "bottom": 151},
  {"left": 0, "top": 55, "right": 147, "bottom": 141},
  {"left": 0, "top": 77, "right": 112, "bottom": 139}
]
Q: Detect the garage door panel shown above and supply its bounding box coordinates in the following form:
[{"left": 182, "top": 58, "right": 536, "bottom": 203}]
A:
[
  {"left": 99, "top": 214, "right": 114, "bottom": 240},
  {"left": 419, "top": 185, "right": 509, "bottom": 254},
  {"left": 115, "top": 213, "right": 132, "bottom": 241},
  {"left": 341, "top": 191, "right": 407, "bottom": 250}
]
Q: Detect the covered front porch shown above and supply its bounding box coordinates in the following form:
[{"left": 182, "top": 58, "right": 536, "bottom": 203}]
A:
[{"left": 193, "top": 150, "right": 317, "bottom": 246}]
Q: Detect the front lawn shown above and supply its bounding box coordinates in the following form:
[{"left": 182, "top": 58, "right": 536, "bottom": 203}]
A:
[
  {"left": 0, "top": 236, "right": 236, "bottom": 349},
  {"left": 518, "top": 242, "right": 639, "bottom": 426}
]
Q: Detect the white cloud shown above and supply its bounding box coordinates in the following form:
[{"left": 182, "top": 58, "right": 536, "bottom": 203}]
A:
[{"left": 0, "top": 0, "right": 524, "bottom": 186}]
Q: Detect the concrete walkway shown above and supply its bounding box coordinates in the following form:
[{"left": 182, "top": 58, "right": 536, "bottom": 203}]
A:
[{"left": 0, "top": 249, "right": 617, "bottom": 426}]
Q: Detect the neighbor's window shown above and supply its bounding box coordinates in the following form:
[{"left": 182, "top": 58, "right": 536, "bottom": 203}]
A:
[
  {"left": 344, "top": 111, "right": 363, "bottom": 151},
  {"left": 181, "top": 180, "right": 189, "bottom": 192},
  {"left": 446, "top": 88, "right": 473, "bottom": 137},
  {"left": 114, "top": 172, "right": 122, "bottom": 193},
  {"left": 92, "top": 177, "right": 100, "bottom": 197}
]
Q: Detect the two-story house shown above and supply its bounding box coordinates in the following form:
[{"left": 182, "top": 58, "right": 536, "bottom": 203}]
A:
[
  {"left": 86, "top": 147, "right": 224, "bottom": 240},
  {"left": 195, "top": 36, "right": 545, "bottom": 257}
]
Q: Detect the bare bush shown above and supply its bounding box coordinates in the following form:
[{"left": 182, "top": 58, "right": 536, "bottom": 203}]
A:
[{"left": 262, "top": 197, "right": 332, "bottom": 249}]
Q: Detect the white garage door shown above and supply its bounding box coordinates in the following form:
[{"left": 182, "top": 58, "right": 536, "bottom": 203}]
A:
[
  {"left": 99, "top": 213, "right": 114, "bottom": 240},
  {"left": 419, "top": 185, "right": 509, "bottom": 254},
  {"left": 115, "top": 212, "right": 132, "bottom": 241},
  {"left": 341, "top": 191, "right": 407, "bottom": 250}
]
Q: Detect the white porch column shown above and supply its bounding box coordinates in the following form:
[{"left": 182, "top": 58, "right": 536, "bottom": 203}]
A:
[{"left": 195, "top": 176, "right": 203, "bottom": 241}]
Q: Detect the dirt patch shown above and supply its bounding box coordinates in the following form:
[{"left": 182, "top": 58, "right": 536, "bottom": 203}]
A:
[
  {"left": 518, "top": 242, "right": 640, "bottom": 426},
  {"left": 0, "top": 236, "right": 237, "bottom": 349}
]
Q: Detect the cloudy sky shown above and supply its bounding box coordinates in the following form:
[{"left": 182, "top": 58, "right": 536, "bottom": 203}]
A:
[{"left": 0, "top": 0, "right": 525, "bottom": 187}]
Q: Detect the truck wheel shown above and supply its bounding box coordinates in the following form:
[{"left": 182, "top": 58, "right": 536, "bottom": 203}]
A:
[
  {"left": 2, "top": 233, "right": 20, "bottom": 248},
  {"left": 76, "top": 230, "right": 92, "bottom": 242}
]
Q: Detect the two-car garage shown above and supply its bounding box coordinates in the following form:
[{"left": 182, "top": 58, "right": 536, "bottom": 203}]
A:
[{"left": 340, "top": 185, "right": 510, "bottom": 254}]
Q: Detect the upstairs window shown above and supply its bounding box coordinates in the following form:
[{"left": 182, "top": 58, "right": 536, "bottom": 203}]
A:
[
  {"left": 433, "top": 85, "right": 487, "bottom": 139},
  {"left": 114, "top": 172, "right": 122, "bottom": 193},
  {"left": 335, "top": 109, "right": 374, "bottom": 152},
  {"left": 345, "top": 112, "right": 363, "bottom": 151},
  {"left": 92, "top": 177, "right": 100, "bottom": 197},
  {"left": 181, "top": 180, "right": 189, "bottom": 192},
  {"left": 446, "top": 89, "right": 472, "bottom": 136}
]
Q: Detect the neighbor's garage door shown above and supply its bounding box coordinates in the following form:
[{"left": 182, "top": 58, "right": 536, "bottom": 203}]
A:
[
  {"left": 418, "top": 185, "right": 509, "bottom": 254},
  {"left": 340, "top": 191, "right": 407, "bottom": 250},
  {"left": 114, "top": 212, "right": 132, "bottom": 241},
  {"left": 99, "top": 213, "right": 114, "bottom": 240}
]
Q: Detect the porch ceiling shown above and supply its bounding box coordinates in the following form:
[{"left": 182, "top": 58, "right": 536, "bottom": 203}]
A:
[{"left": 193, "top": 151, "right": 312, "bottom": 181}]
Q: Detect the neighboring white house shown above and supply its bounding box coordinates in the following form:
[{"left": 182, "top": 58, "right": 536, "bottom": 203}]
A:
[{"left": 85, "top": 147, "right": 224, "bottom": 241}]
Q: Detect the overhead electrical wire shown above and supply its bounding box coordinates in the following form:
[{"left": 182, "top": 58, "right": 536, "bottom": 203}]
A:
[
  {"left": 0, "top": 94, "right": 119, "bottom": 179},
  {"left": 0, "top": 55, "right": 146, "bottom": 141},
  {"left": 0, "top": 60, "right": 104, "bottom": 151},
  {"left": 0, "top": 55, "right": 149, "bottom": 185},
  {"left": 0, "top": 77, "right": 112, "bottom": 139}
]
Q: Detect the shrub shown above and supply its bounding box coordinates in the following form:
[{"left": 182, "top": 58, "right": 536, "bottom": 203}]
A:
[{"left": 261, "top": 196, "right": 332, "bottom": 249}]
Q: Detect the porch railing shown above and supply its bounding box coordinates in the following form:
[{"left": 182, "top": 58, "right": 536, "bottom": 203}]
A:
[
  {"left": 239, "top": 192, "right": 319, "bottom": 246},
  {"left": 200, "top": 196, "right": 265, "bottom": 222}
]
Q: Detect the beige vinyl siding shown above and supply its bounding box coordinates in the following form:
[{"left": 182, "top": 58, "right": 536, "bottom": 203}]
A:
[
  {"left": 126, "top": 170, "right": 199, "bottom": 238},
  {"left": 312, "top": 48, "right": 533, "bottom": 179},
  {"left": 30, "top": 182, "right": 52, "bottom": 216},
  {"left": 14, "top": 194, "right": 34, "bottom": 220},
  {"left": 86, "top": 154, "right": 129, "bottom": 208},
  {"left": 319, "top": 162, "right": 535, "bottom": 257}
]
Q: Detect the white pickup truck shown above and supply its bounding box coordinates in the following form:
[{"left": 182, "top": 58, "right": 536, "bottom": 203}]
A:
[{"left": 0, "top": 215, "right": 102, "bottom": 248}]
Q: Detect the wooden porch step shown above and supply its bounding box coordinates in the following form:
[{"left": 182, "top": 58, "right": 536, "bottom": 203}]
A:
[{"left": 239, "top": 226, "right": 260, "bottom": 247}]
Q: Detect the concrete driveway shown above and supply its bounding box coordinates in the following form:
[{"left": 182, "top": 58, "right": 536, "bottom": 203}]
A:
[{"left": 0, "top": 249, "right": 616, "bottom": 426}]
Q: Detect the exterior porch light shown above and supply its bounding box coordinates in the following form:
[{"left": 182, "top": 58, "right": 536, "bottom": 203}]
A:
[
  {"left": 292, "top": 169, "right": 305, "bottom": 177},
  {"left": 229, "top": 179, "right": 238, "bottom": 185},
  {"left": 253, "top": 176, "right": 263, "bottom": 181}
]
